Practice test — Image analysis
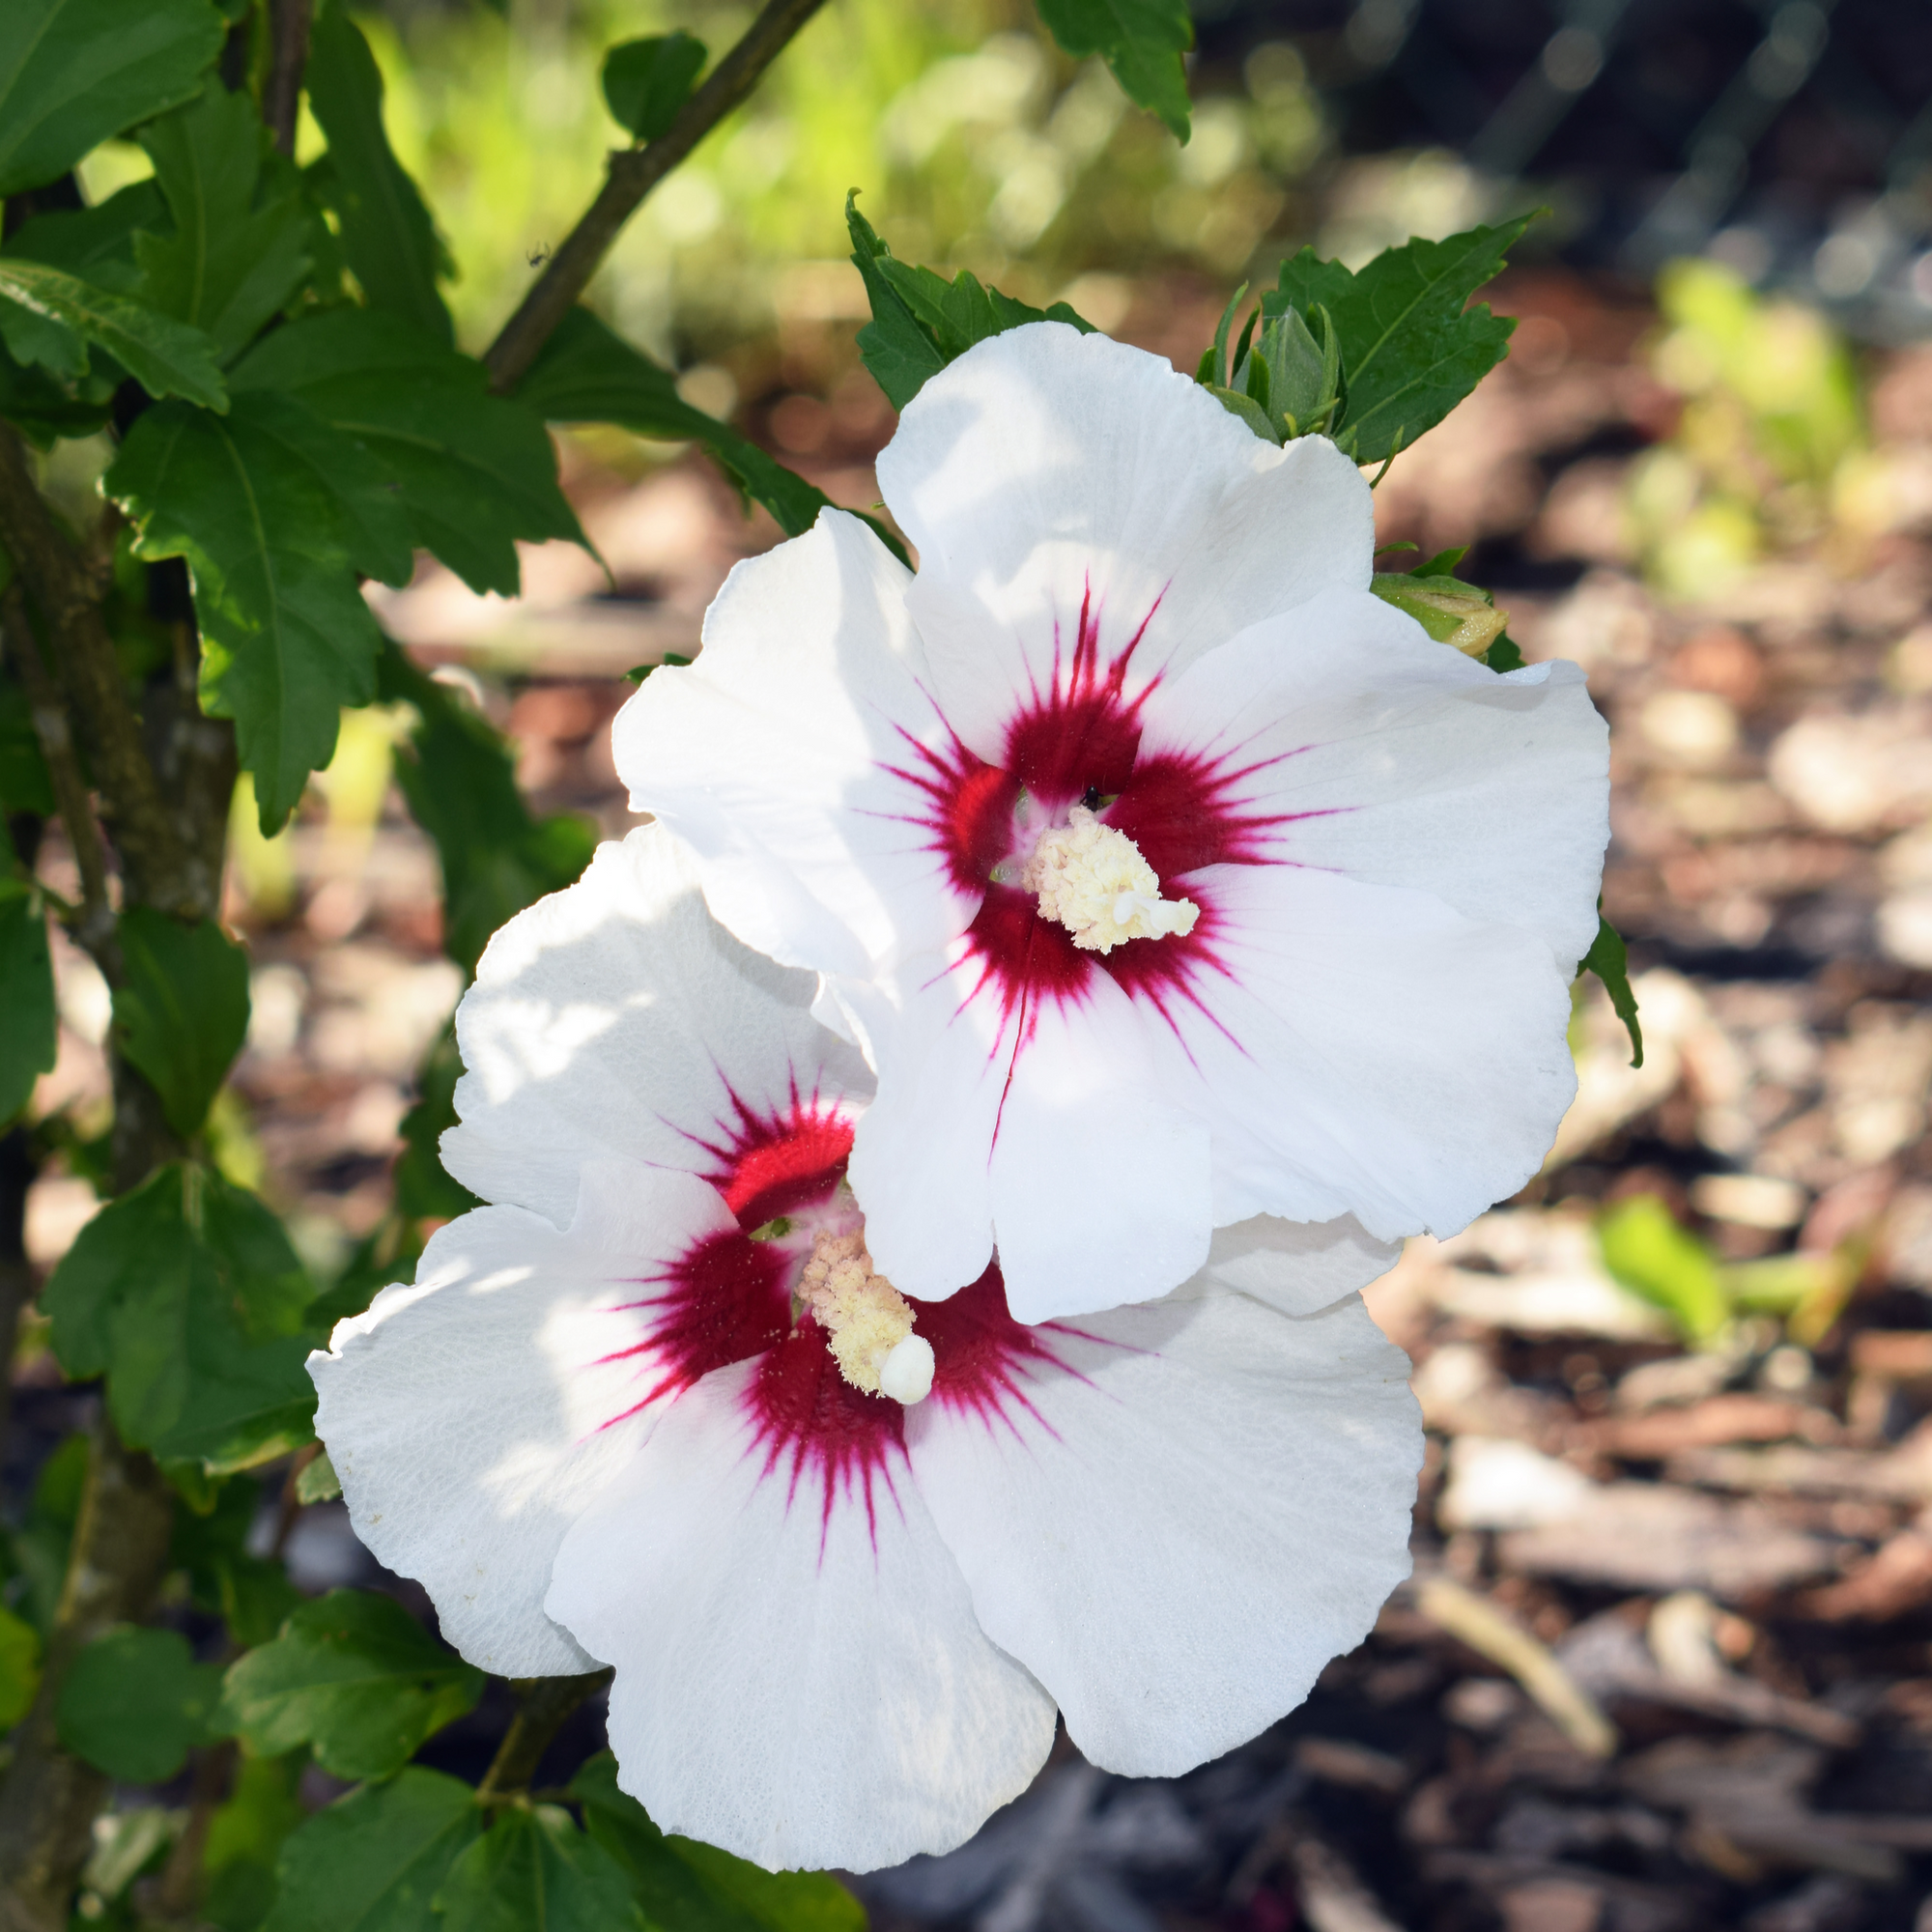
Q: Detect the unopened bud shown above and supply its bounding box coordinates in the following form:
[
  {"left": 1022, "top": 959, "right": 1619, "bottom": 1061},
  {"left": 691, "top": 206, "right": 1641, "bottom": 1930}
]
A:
[{"left": 1371, "top": 571, "right": 1510, "bottom": 659}]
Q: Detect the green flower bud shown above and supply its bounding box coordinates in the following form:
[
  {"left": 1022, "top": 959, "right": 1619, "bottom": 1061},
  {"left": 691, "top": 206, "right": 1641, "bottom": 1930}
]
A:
[{"left": 1370, "top": 571, "right": 1509, "bottom": 658}]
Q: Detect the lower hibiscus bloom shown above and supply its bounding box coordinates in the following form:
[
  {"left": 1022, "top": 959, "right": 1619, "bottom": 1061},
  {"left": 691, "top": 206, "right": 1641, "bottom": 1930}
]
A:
[{"left": 309, "top": 827, "right": 1422, "bottom": 1873}]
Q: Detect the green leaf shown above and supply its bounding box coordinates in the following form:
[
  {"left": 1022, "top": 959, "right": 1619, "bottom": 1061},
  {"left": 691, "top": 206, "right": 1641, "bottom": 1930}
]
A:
[
  {"left": 56, "top": 1626, "right": 222, "bottom": 1783},
  {"left": 601, "top": 32, "right": 706, "bottom": 142},
  {"left": 571, "top": 1755, "right": 866, "bottom": 1932},
  {"left": 1484, "top": 633, "right": 1525, "bottom": 672},
  {"left": 135, "top": 80, "right": 318, "bottom": 360},
  {"left": 845, "top": 194, "right": 1094, "bottom": 412},
  {"left": 0, "top": 0, "right": 224, "bottom": 198},
  {"left": 111, "top": 905, "right": 251, "bottom": 1137},
  {"left": 232, "top": 308, "right": 583, "bottom": 597},
  {"left": 1264, "top": 214, "right": 1538, "bottom": 464},
  {"left": 0, "top": 258, "right": 226, "bottom": 409},
  {"left": 376, "top": 640, "right": 594, "bottom": 975},
  {"left": 217, "top": 1589, "right": 484, "bottom": 1780},
  {"left": 1598, "top": 1194, "right": 1726, "bottom": 1343},
  {"left": 304, "top": 7, "right": 453, "bottom": 345},
  {"left": 0, "top": 1603, "right": 41, "bottom": 1729},
  {"left": 0, "top": 882, "right": 56, "bottom": 1123},
  {"left": 106, "top": 392, "right": 387, "bottom": 830},
  {"left": 1578, "top": 910, "right": 1642, "bottom": 1067},
  {"left": 516, "top": 306, "right": 829, "bottom": 540},
  {"left": 43, "top": 1162, "right": 318, "bottom": 1471},
  {"left": 264, "top": 1768, "right": 484, "bottom": 1932},
  {"left": 0, "top": 334, "right": 115, "bottom": 444},
  {"left": 170, "top": 1473, "right": 304, "bottom": 1649},
  {"left": 393, "top": 1024, "right": 480, "bottom": 1221},
  {"left": 204, "top": 1749, "right": 307, "bottom": 1931},
  {"left": 1033, "top": 0, "right": 1193, "bottom": 140},
  {"left": 433, "top": 1804, "right": 645, "bottom": 1932},
  {"left": 4, "top": 179, "right": 169, "bottom": 293}
]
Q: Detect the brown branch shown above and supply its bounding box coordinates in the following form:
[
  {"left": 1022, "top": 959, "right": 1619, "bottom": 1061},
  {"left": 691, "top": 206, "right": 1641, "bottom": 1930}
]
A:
[
  {"left": 0, "top": 1416, "right": 175, "bottom": 1932},
  {"left": 482, "top": 0, "right": 830, "bottom": 393},
  {"left": 265, "top": 0, "right": 314, "bottom": 156},
  {"left": 0, "top": 584, "right": 115, "bottom": 957},
  {"left": 0, "top": 427, "right": 193, "bottom": 914},
  {"left": 476, "top": 1670, "right": 613, "bottom": 1804}
]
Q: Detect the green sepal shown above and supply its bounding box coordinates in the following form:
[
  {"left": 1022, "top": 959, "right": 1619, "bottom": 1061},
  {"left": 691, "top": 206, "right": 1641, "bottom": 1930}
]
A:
[
  {"left": 57, "top": 1626, "right": 223, "bottom": 1783},
  {"left": 216, "top": 1588, "right": 484, "bottom": 1780},
  {"left": 601, "top": 32, "right": 706, "bottom": 142},
  {"left": 110, "top": 905, "right": 251, "bottom": 1138},
  {"left": 1203, "top": 384, "right": 1278, "bottom": 442},
  {"left": 1578, "top": 909, "right": 1642, "bottom": 1067}
]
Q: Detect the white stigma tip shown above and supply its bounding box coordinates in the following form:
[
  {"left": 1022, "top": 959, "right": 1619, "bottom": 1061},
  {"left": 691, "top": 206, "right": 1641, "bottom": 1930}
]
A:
[
  {"left": 879, "top": 1334, "right": 936, "bottom": 1405},
  {"left": 1021, "top": 806, "right": 1199, "bottom": 953}
]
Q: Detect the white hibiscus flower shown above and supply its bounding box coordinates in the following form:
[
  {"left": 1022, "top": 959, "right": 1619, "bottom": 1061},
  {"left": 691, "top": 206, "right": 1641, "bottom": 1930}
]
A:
[
  {"left": 308, "top": 827, "right": 1422, "bottom": 1874},
  {"left": 612, "top": 323, "right": 1612, "bottom": 1324}
]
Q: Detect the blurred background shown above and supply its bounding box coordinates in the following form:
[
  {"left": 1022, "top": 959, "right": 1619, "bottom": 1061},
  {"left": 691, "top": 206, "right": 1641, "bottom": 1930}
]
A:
[{"left": 21, "top": 1, "right": 1932, "bottom": 1927}]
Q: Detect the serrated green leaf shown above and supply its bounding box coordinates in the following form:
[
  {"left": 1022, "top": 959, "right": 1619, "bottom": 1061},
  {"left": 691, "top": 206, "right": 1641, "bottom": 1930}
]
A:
[
  {"left": 135, "top": 80, "right": 317, "bottom": 360},
  {"left": 571, "top": 1755, "right": 866, "bottom": 1932},
  {"left": 0, "top": 259, "right": 226, "bottom": 409},
  {"left": 264, "top": 1768, "right": 484, "bottom": 1932},
  {"left": 42, "top": 1162, "right": 317, "bottom": 1471},
  {"left": 392, "top": 1024, "right": 481, "bottom": 1222},
  {"left": 0, "top": 1604, "right": 41, "bottom": 1729},
  {"left": 601, "top": 32, "right": 706, "bottom": 142},
  {"left": 845, "top": 194, "right": 1093, "bottom": 412},
  {"left": 1264, "top": 214, "right": 1537, "bottom": 465},
  {"left": 1599, "top": 1194, "right": 1724, "bottom": 1342},
  {"left": 1033, "top": 0, "right": 1192, "bottom": 139},
  {"left": 232, "top": 308, "right": 583, "bottom": 596},
  {"left": 217, "top": 1589, "right": 484, "bottom": 1780},
  {"left": 0, "top": 883, "right": 56, "bottom": 1122},
  {"left": 305, "top": 7, "right": 453, "bottom": 345},
  {"left": 57, "top": 1626, "right": 222, "bottom": 1783},
  {"left": 375, "top": 640, "right": 594, "bottom": 975},
  {"left": 516, "top": 306, "right": 828, "bottom": 539},
  {"left": 1579, "top": 909, "right": 1642, "bottom": 1067},
  {"left": 111, "top": 905, "right": 250, "bottom": 1137},
  {"left": 434, "top": 1804, "right": 644, "bottom": 1932},
  {"left": 0, "top": 0, "right": 224, "bottom": 199},
  {"left": 4, "top": 180, "right": 168, "bottom": 293},
  {"left": 106, "top": 392, "right": 386, "bottom": 829}
]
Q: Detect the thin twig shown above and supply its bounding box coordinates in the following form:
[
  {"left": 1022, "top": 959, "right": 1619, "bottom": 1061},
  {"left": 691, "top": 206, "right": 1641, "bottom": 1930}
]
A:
[
  {"left": 482, "top": 0, "right": 830, "bottom": 392},
  {"left": 265, "top": 0, "right": 314, "bottom": 156},
  {"left": 476, "top": 1671, "right": 613, "bottom": 1804},
  {"left": 0, "top": 585, "right": 115, "bottom": 958}
]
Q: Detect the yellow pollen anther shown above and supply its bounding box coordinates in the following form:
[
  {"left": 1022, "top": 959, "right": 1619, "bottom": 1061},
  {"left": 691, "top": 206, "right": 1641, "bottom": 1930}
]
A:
[
  {"left": 799, "top": 1231, "right": 934, "bottom": 1405},
  {"left": 1021, "top": 805, "right": 1200, "bottom": 953}
]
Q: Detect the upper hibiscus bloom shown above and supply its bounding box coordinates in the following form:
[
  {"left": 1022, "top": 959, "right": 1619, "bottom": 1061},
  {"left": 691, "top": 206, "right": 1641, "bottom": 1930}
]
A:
[
  {"left": 308, "top": 826, "right": 1420, "bottom": 1874},
  {"left": 615, "top": 323, "right": 1611, "bottom": 1322}
]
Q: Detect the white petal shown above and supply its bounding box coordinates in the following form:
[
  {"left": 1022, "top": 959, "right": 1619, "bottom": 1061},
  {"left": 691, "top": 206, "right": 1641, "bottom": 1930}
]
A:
[
  {"left": 1139, "top": 586, "right": 1610, "bottom": 971},
  {"left": 612, "top": 510, "right": 964, "bottom": 978},
  {"left": 309, "top": 1160, "right": 736, "bottom": 1676},
  {"left": 442, "top": 823, "right": 871, "bottom": 1226},
  {"left": 546, "top": 1352, "right": 1056, "bottom": 1873},
  {"left": 1156, "top": 865, "right": 1577, "bottom": 1239},
  {"left": 1176, "top": 1212, "right": 1405, "bottom": 1318},
  {"left": 878, "top": 324, "right": 1375, "bottom": 760},
  {"left": 905, "top": 1292, "right": 1420, "bottom": 1776}
]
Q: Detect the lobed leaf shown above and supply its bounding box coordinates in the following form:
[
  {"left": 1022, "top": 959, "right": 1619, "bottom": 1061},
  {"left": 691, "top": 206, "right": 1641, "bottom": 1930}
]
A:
[
  {"left": 111, "top": 904, "right": 251, "bottom": 1138},
  {"left": 0, "top": 258, "right": 226, "bottom": 409},
  {"left": 217, "top": 1588, "right": 484, "bottom": 1780},
  {"left": 516, "top": 305, "right": 829, "bottom": 540},
  {"left": 601, "top": 32, "right": 707, "bottom": 142},
  {"left": 42, "top": 1163, "right": 318, "bottom": 1471},
  {"left": 433, "top": 1804, "right": 645, "bottom": 1932},
  {"left": 0, "top": 883, "right": 56, "bottom": 1124},
  {"left": 233, "top": 308, "right": 584, "bottom": 598},
  {"left": 107, "top": 393, "right": 386, "bottom": 831},
  {"left": 304, "top": 7, "right": 453, "bottom": 344},
  {"left": 263, "top": 1768, "right": 483, "bottom": 1932},
  {"left": 56, "top": 1626, "right": 222, "bottom": 1783},
  {"left": 1263, "top": 214, "right": 1537, "bottom": 465},
  {"left": 0, "top": 0, "right": 224, "bottom": 198},
  {"left": 846, "top": 195, "right": 1094, "bottom": 412},
  {"left": 134, "top": 80, "right": 318, "bottom": 360},
  {"left": 1032, "top": 0, "right": 1192, "bottom": 140},
  {"left": 571, "top": 1754, "right": 867, "bottom": 1932}
]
